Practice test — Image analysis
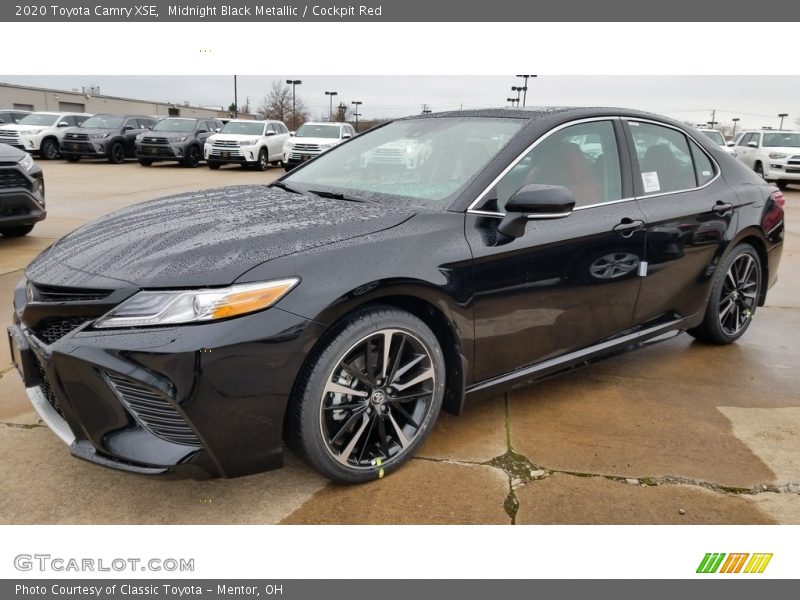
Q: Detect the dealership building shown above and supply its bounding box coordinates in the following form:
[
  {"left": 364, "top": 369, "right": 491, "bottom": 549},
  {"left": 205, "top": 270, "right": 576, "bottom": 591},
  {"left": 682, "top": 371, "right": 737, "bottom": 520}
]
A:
[{"left": 0, "top": 81, "right": 235, "bottom": 119}]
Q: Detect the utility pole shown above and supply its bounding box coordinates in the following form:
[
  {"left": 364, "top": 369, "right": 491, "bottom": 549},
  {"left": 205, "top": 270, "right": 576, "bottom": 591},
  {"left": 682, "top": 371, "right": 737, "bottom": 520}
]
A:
[
  {"left": 286, "top": 79, "right": 302, "bottom": 130},
  {"left": 779, "top": 113, "right": 789, "bottom": 130},
  {"left": 233, "top": 75, "right": 238, "bottom": 118},
  {"left": 352, "top": 100, "right": 363, "bottom": 131},
  {"left": 421, "top": 104, "right": 432, "bottom": 114},
  {"left": 515, "top": 75, "right": 536, "bottom": 107},
  {"left": 325, "top": 91, "right": 338, "bottom": 122},
  {"left": 731, "top": 117, "right": 740, "bottom": 138}
]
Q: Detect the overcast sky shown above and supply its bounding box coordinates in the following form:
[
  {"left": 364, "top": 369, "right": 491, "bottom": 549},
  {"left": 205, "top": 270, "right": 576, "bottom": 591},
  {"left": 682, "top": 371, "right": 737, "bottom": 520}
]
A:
[{"left": 3, "top": 75, "right": 798, "bottom": 130}]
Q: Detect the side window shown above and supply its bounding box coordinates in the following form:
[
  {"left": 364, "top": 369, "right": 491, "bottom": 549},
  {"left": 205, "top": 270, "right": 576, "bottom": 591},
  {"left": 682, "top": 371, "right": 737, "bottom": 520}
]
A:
[
  {"left": 490, "top": 120, "right": 622, "bottom": 212},
  {"left": 629, "top": 122, "right": 696, "bottom": 194},
  {"left": 138, "top": 118, "right": 153, "bottom": 129},
  {"left": 738, "top": 133, "right": 754, "bottom": 147},
  {"left": 266, "top": 123, "right": 276, "bottom": 134},
  {"left": 279, "top": 123, "right": 288, "bottom": 134},
  {"left": 59, "top": 116, "right": 76, "bottom": 127},
  {"left": 123, "top": 118, "right": 137, "bottom": 130},
  {"left": 690, "top": 141, "right": 715, "bottom": 186}
]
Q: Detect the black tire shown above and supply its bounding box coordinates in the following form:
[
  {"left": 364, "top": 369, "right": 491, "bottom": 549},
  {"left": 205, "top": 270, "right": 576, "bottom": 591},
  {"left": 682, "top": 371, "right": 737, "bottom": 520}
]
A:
[
  {"left": 286, "top": 306, "right": 446, "bottom": 483},
  {"left": 776, "top": 180, "right": 789, "bottom": 190},
  {"left": 65, "top": 155, "right": 80, "bottom": 163},
  {"left": 687, "top": 243, "right": 762, "bottom": 345},
  {"left": 138, "top": 159, "right": 153, "bottom": 167},
  {"left": 283, "top": 163, "right": 295, "bottom": 172},
  {"left": 270, "top": 160, "right": 281, "bottom": 166},
  {"left": 181, "top": 145, "right": 201, "bottom": 168},
  {"left": 754, "top": 162, "right": 765, "bottom": 178},
  {"left": 208, "top": 162, "right": 221, "bottom": 170},
  {"left": 256, "top": 148, "right": 269, "bottom": 171},
  {"left": 39, "top": 138, "right": 59, "bottom": 160},
  {"left": 0, "top": 225, "right": 34, "bottom": 237},
  {"left": 108, "top": 142, "right": 126, "bottom": 164}
]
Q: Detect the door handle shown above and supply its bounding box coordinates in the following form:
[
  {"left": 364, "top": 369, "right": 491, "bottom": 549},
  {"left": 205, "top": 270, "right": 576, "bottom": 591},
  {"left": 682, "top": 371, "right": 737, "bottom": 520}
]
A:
[
  {"left": 713, "top": 201, "right": 734, "bottom": 214},
  {"left": 613, "top": 218, "right": 645, "bottom": 238}
]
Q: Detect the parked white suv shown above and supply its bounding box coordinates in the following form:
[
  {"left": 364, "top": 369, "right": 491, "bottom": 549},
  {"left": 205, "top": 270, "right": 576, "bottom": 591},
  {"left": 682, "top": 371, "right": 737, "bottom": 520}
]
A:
[
  {"left": 204, "top": 119, "right": 289, "bottom": 170},
  {"left": 0, "top": 112, "right": 92, "bottom": 159},
  {"left": 282, "top": 122, "right": 356, "bottom": 171},
  {"left": 734, "top": 129, "right": 800, "bottom": 189},
  {"left": 698, "top": 128, "right": 734, "bottom": 155}
]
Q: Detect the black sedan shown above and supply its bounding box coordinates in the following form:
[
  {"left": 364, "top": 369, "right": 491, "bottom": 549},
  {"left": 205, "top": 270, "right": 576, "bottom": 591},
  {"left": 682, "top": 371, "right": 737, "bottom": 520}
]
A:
[{"left": 7, "top": 108, "right": 784, "bottom": 483}]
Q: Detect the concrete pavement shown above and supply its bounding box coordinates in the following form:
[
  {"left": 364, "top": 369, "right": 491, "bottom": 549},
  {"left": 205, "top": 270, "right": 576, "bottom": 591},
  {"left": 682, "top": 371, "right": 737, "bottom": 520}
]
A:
[{"left": 0, "top": 160, "right": 798, "bottom": 524}]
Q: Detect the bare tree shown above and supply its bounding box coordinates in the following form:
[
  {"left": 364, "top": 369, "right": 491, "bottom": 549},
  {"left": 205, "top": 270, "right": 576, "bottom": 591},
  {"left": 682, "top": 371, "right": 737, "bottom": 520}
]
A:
[{"left": 256, "top": 80, "right": 309, "bottom": 128}]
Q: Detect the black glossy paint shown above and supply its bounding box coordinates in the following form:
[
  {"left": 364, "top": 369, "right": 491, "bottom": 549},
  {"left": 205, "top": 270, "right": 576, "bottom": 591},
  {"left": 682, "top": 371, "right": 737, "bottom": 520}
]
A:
[
  {"left": 8, "top": 107, "right": 784, "bottom": 479},
  {"left": 0, "top": 143, "right": 46, "bottom": 230}
]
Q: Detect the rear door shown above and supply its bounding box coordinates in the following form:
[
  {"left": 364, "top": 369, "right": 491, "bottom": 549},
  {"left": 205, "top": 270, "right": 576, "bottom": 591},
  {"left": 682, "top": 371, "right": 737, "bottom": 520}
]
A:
[{"left": 623, "top": 119, "right": 741, "bottom": 326}]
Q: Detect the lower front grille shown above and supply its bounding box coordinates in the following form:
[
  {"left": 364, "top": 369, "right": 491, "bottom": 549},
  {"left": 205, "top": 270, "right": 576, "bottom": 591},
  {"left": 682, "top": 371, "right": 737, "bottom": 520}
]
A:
[
  {"left": 33, "top": 318, "right": 88, "bottom": 345},
  {"left": 32, "top": 355, "right": 65, "bottom": 418},
  {"left": 102, "top": 371, "right": 201, "bottom": 447},
  {"left": 0, "top": 168, "right": 28, "bottom": 190}
]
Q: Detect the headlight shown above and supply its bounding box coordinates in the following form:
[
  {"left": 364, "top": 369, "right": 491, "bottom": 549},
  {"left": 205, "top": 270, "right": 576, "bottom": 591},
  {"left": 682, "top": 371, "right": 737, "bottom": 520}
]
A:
[
  {"left": 240, "top": 139, "right": 259, "bottom": 146},
  {"left": 769, "top": 152, "right": 788, "bottom": 160},
  {"left": 135, "top": 134, "right": 144, "bottom": 142},
  {"left": 94, "top": 279, "right": 299, "bottom": 329},
  {"left": 20, "top": 129, "right": 41, "bottom": 136},
  {"left": 319, "top": 143, "right": 336, "bottom": 150},
  {"left": 18, "top": 153, "right": 35, "bottom": 173},
  {"left": 170, "top": 136, "right": 188, "bottom": 143},
  {"left": 89, "top": 133, "right": 109, "bottom": 139}
]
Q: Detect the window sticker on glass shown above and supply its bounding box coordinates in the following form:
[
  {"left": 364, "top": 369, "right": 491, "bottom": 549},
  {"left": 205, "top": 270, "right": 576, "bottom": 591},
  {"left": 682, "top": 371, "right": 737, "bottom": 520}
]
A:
[{"left": 641, "top": 171, "right": 660, "bottom": 193}]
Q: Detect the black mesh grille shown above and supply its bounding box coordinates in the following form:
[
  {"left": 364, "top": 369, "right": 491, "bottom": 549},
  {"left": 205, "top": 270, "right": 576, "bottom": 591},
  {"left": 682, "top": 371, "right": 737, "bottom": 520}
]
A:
[
  {"left": 0, "top": 168, "right": 28, "bottom": 190},
  {"left": 31, "top": 283, "right": 111, "bottom": 303},
  {"left": 32, "top": 355, "right": 65, "bottom": 418},
  {"left": 33, "top": 318, "right": 88, "bottom": 345},
  {"left": 102, "top": 371, "right": 201, "bottom": 447}
]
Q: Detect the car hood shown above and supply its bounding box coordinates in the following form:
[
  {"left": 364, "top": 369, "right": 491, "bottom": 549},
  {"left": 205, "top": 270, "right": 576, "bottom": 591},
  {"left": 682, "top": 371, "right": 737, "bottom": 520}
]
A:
[
  {"left": 65, "top": 127, "right": 117, "bottom": 136},
  {"left": 289, "top": 136, "right": 341, "bottom": 145},
  {"left": 26, "top": 186, "right": 415, "bottom": 289},
  {"left": 0, "top": 123, "right": 48, "bottom": 132},
  {"left": 208, "top": 134, "right": 261, "bottom": 143},
  {"left": 0, "top": 142, "right": 25, "bottom": 161}
]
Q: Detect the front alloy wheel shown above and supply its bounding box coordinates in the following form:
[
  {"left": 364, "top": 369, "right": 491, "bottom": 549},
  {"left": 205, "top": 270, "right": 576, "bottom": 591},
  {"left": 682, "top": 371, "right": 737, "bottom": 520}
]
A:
[{"left": 288, "top": 307, "right": 445, "bottom": 483}]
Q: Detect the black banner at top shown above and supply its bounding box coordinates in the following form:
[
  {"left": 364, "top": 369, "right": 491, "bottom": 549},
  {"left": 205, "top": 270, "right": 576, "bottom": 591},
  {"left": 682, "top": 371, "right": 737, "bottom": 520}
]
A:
[{"left": 3, "top": 0, "right": 800, "bottom": 21}]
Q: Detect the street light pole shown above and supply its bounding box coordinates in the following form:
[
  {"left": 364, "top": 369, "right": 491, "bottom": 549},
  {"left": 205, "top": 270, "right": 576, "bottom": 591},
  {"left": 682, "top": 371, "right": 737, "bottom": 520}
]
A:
[
  {"left": 778, "top": 113, "right": 789, "bottom": 130},
  {"left": 325, "top": 91, "right": 338, "bottom": 121},
  {"left": 731, "top": 117, "right": 740, "bottom": 138},
  {"left": 352, "top": 100, "right": 363, "bottom": 131},
  {"left": 516, "top": 75, "right": 536, "bottom": 107},
  {"left": 285, "top": 79, "right": 302, "bottom": 130},
  {"left": 233, "top": 75, "right": 238, "bottom": 118}
]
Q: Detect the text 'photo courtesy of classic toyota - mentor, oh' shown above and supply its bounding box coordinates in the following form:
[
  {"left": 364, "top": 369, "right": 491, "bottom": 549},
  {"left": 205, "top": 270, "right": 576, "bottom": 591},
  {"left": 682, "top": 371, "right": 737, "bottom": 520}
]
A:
[{"left": 7, "top": 107, "right": 784, "bottom": 483}]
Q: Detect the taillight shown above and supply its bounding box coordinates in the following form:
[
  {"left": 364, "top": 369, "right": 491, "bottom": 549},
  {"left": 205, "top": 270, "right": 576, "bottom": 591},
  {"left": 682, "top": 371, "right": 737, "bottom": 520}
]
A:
[{"left": 771, "top": 191, "right": 785, "bottom": 209}]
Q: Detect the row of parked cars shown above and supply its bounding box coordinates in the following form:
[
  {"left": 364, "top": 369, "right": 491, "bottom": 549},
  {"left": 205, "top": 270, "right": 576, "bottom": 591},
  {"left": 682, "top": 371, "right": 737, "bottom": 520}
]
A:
[
  {"left": 699, "top": 127, "right": 800, "bottom": 189},
  {"left": 0, "top": 110, "right": 357, "bottom": 171}
]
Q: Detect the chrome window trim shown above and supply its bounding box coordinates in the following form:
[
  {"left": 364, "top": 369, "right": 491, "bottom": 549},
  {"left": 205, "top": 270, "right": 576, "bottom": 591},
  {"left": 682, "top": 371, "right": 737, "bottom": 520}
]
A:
[
  {"left": 625, "top": 117, "right": 722, "bottom": 201},
  {"left": 466, "top": 115, "right": 722, "bottom": 218}
]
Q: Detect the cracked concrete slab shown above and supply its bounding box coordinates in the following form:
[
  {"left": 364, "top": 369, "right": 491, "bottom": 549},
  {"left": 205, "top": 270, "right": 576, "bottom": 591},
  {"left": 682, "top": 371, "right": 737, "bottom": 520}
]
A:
[
  {"left": 514, "top": 473, "right": 775, "bottom": 524},
  {"left": 281, "top": 459, "right": 510, "bottom": 524}
]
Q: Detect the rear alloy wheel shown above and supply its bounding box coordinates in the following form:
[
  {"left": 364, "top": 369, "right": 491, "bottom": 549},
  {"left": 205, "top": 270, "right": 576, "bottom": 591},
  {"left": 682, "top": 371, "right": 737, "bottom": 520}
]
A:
[
  {"left": 0, "top": 225, "right": 34, "bottom": 237},
  {"left": 257, "top": 148, "right": 269, "bottom": 171},
  {"left": 688, "top": 244, "right": 761, "bottom": 344},
  {"left": 109, "top": 142, "right": 126, "bottom": 164},
  {"left": 754, "top": 162, "right": 765, "bottom": 178},
  {"left": 288, "top": 307, "right": 445, "bottom": 483},
  {"left": 39, "top": 139, "right": 58, "bottom": 160}
]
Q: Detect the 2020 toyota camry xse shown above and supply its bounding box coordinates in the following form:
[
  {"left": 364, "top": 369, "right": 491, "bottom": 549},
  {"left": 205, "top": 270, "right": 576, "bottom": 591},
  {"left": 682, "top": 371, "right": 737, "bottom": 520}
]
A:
[{"left": 8, "top": 108, "right": 784, "bottom": 483}]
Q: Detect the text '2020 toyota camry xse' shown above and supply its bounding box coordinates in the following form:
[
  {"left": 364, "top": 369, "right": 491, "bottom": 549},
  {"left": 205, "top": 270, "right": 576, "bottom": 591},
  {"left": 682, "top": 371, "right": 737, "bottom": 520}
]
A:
[{"left": 8, "top": 108, "right": 784, "bottom": 483}]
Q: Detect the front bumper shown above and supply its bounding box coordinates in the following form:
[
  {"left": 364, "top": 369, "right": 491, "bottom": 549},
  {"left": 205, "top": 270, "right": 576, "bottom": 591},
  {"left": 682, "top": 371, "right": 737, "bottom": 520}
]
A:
[
  {"left": 9, "top": 292, "right": 326, "bottom": 479},
  {"left": 205, "top": 144, "right": 261, "bottom": 164},
  {"left": 60, "top": 140, "right": 110, "bottom": 158},
  {"left": 135, "top": 142, "right": 186, "bottom": 161},
  {"left": 0, "top": 168, "right": 46, "bottom": 228},
  {"left": 764, "top": 160, "right": 800, "bottom": 181}
]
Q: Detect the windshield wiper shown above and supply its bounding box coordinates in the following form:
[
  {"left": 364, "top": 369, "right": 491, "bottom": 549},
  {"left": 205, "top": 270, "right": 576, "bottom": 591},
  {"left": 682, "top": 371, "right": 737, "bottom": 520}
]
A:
[
  {"left": 307, "top": 190, "right": 368, "bottom": 203},
  {"left": 270, "top": 181, "right": 300, "bottom": 194}
]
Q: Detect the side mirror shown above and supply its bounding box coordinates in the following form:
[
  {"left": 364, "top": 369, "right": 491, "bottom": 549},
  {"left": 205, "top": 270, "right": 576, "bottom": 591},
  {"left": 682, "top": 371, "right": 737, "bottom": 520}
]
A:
[
  {"left": 726, "top": 141, "right": 735, "bottom": 147},
  {"left": 497, "top": 185, "right": 575, "bottom": 238},
  {"left": 123, "top": 125, "right": 134, "bottom": 131},
  {"left": 342, "top": 133, "right": 352, "bottom": 139},
  {"left": 747, "top": 141, "right": 758, "bottom": 148},
  {"left": 266, "top": 130, "right": 276, "bottom": 136},
  {"left": 57, "top": 122, "right": 69, "bottom": 127},
  {"left": 214, "top": 128, "right": 221, "bottom": 133},
  {"left": 289, "top": 131, "right": 295, "bottom": 137},
  {"left": 197, "top": 130, "right": 208, "bottom": 135}
]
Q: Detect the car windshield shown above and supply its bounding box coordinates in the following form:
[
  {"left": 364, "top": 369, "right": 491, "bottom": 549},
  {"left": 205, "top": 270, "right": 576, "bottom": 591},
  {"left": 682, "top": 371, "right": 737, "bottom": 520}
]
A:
[
  {"left": 220, "top": 121, "right": 265, "bottom": 135},
  {"left": 762, "top": 132, "right": 800, "bottom": 147},
  {"left": 81, "top": 115, "right": 125, "bottom": 129},
  {"left": 296, "top": 124, "right": 341, "bottom": 138},
  {"left": 152, "top": 118, "right": 197, "bottom": 132},
  {"left": 283, "top": 117, "right": 524, "bottom": 205},
  {"left": 17, "top": 114, "right": 59, "bottom": 126},
  {"left": 701, "top": 130, "right": 725, "bottom": 146}
]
